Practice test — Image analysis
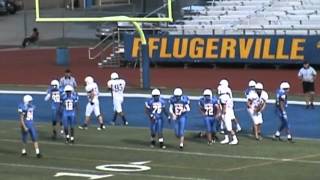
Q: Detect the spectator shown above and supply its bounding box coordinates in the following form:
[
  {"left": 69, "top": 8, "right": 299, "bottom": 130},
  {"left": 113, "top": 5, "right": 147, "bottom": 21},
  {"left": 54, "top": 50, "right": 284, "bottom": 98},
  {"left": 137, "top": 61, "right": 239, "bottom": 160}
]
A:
[
  {"left": 59, "top": 69, "right": 77, "bottom": 90},
  {"left": 22, "top": 28, "right": 39, "bottom": 48},
  {"left": 298, "top": 61, "right": 317, "bottom": 109}
]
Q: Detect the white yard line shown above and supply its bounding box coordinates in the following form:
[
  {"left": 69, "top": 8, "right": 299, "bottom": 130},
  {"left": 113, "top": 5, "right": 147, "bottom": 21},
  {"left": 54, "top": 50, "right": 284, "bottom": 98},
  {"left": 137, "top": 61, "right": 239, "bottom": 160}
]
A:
[
  {"left": 0, "top": 162, "right": 210, "bottom": 180},
  {"left": 0, "top": 90, "right": 319, "bottom": 105},
  {"left": 1, "top": 138, "right": 320, "bottom": 165}
]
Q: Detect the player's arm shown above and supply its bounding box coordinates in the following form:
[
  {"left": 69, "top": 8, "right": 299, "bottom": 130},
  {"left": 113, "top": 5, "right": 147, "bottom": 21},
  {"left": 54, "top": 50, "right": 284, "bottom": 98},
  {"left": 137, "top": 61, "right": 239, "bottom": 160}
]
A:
[
  {"left": 214, "top": 104, "right": 221, "bottom": 119},
  {"left": 198, "top": 102, "right": 206, "bottom": 116},
  {"left": 44, "top": 90, "right": 51, "bottom": 101},
  {"left": 169, "top": 104, "right": 177, "bottom": 120},
  {"left": 144, "top": 102, "right": 154, "bottom": 121},
  {"left": 19, "top": 111, "right": 28, "bottom": 132}
]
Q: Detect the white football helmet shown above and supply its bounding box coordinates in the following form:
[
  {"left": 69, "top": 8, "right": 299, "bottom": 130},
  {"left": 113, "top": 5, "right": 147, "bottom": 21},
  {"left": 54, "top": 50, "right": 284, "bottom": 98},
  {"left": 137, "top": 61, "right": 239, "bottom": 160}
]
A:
[
  {"left": 248, "top": 80, "right": 256, "bottom": 87},
  {"left": 23, "top": 95, "right": 33, "bottom": 104},
  {"left": 50, "top": 80, "right": 60, "bottom": 88},
  {"left": 280, "top": 82, "right": 290, "bottom": 89},
  {"left": 255, "top": 82, "right": 263, "bottom": 90},
  {"left": 84, "top": 76, "right": 94, "bottom": 85},
  {"left": 110, "top": 72, "right": 119, "bottom": 80},
  {"left": 203, "top": 89, "right": 212, "bottom": 97},
  {"left": 173, "top": 88, "right": 183, "bottom": 96},
  {"left": 64, "top": 85, "right": 74, "bottom": 92},
  {"left": 151, "top": 88, "right": 161, "bottom": 96},
  {"left": 219, "top": 79, "right": 229, "bottom": 87}
]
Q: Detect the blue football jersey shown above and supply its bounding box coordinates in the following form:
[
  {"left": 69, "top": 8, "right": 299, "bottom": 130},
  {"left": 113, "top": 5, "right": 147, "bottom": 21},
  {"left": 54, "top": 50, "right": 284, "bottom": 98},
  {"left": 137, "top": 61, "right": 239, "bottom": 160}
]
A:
[
  {"left": 18, "top": 103, "right": 35, "bottom": 123},
  {"left": 46, "top": 87, "right": 63, "bottom": 109},
  {"left": 145, "top": 97, "right": 166, "bottom": 119},
  {"left": 276, "top": 88, "right": 288, "bottom": 109},
  {"left": 169, "top": 95, "right": 190, "bottom": 117},
  {"left": 61, "top": 92, "right": 79, "bottom": 114},
  {"left": 199, "top": 96, "right": 219, "bottom": 117}
]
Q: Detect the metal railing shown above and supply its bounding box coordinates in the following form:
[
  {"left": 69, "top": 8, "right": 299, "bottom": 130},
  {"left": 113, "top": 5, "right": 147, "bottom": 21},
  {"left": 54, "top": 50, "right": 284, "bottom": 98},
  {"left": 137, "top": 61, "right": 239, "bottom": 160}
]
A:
[{"left": 88, "top": 32, "right": 116, "bottom": 60}]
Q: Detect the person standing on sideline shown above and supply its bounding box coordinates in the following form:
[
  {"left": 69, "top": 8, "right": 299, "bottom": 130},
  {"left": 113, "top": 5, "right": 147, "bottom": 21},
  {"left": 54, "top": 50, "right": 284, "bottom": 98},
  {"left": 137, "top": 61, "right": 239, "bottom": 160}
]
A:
[
  {"left": 18, "top": 95, "right": 42, "bottom": 158},
  {"left": 107, "top": 72, "right": 128, "bottom": 126},
  {"left": 298, "top": 61, "right": 317, "bottom": 109},
  {"left": 59, "top": 69, "right": 77, "bottom": 90}
]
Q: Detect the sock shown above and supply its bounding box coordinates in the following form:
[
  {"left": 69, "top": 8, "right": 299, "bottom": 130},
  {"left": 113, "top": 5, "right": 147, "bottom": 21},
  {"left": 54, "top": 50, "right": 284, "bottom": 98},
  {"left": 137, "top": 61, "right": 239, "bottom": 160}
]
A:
[
  {"left": 224, "top": 135, "right": 229, "bottom": 140},
  {"left": 287, "top": 134, "right": 292, "bottom": 139},
  {"left": 159, "top": 138, "right": 164, "bottom": 143},
  {"left": 122, "top": 115, "right": 127, "bottom": 123},
  {"left": 180, "top": 142, "right": 184, "bottom": 147},
  {"left": 237, "top": 123, "right": 241, "bottom": 130},
  {"left": 70, "top": 136, "right": 74, "bottom": 141},
  {"left": 112, "top": 112, "right": 118, "bottom": 122},
  {"left": 22, "top": 149, "right": 26, "bottom": 154},
  {"left": 275, "top": 131, "right": 280, "bottom": 136},
  {"left": 70, "top": 128, "right": 74, "bottom": 137},
  {"left": 35, "top": 148, "right": 40, "bottom": 154},
  {"left": 66, "top": 134, "right": 70, "bottom": 139}
]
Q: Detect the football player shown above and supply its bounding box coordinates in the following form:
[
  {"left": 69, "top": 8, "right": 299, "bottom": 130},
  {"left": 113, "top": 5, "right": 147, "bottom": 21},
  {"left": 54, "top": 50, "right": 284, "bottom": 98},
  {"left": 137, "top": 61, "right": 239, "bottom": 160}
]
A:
[
  {"left": 18, "top": 95, "right": 42, "bottom": 158},
  {"left": 44, "top": 79, "right": 63, "bottom": 140},
  {"left": 199, "top": 89, "right": 221, "bottom": 145},
  {"left": 61, "top": 85, "right": 79, "bottom": 144},
  {"left": 145, "top": 89, "right": 168, "bottom": 149},
  {"left": 273, "top": 82, "right": 293, "bottom": 142},
  {"left": 107, "top": 72, "right": 128, "bottom": 126},
  {"left": 79, "top": 77, "right": 105, "bottom": 130},
  {"left": 219, "top": 86, "right": 239, "bottom": 145},
  {"left": 218, "top": 79, "right": 241, "bottom": 132},
  {"left": 169, "top": 88, "right": 190, "bottom": 150},
  {"left": 247, "top": 82, "right": 268, "bottom": 140}
]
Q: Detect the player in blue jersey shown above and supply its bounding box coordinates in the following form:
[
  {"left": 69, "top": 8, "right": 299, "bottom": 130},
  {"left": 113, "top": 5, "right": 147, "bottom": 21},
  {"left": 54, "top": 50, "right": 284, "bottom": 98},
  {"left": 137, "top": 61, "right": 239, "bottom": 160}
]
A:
[
  {"left": 18, "top": 95, "right": 42, "bottom": 158},
  {"left": 45, "top": 79, "right": 63, "bottom": 140},
  {"left": 199, "top": 89, "right": 221, "bottom": 145},
  {"left": 169, "top": 88, "right": 190, "bottom": 150},
  {"left": 61, "top": 85, "right": 79, "bottom": 144},
  {"left": 273, "top": 82, "right": 293, "bottom": 142},
  {"left": 145, "top": 89, "right": 168, "bottom": 149}
]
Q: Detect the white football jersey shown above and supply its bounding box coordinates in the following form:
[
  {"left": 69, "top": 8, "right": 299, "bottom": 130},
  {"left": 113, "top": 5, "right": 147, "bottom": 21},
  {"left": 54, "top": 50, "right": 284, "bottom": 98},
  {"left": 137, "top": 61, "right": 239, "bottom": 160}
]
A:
[
  {"left": 219, "top": 94, "right": 233, "bottom": 110},
  {"left": 87, "top": 82, "right": 100, "bottom": 103},
  {"left": 107, "top": 79, "right": 126, "bottom": 98},
  {"left": 247, "top": 90, "right": 268, "bottom": 109}
]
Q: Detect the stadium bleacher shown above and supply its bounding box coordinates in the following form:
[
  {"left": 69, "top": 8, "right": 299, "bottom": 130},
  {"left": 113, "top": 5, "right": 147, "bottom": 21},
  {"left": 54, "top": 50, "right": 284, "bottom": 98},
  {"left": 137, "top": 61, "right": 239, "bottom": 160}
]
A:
[{"left": 170, "top": 0, "right": 320, "bottom": 35}]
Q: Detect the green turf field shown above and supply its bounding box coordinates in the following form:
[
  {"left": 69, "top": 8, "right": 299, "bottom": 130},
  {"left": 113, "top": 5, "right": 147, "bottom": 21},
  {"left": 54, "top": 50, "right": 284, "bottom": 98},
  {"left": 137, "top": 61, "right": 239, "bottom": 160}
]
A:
[{"left": 0, "top": 120, "right": 320, "bottom": 180}]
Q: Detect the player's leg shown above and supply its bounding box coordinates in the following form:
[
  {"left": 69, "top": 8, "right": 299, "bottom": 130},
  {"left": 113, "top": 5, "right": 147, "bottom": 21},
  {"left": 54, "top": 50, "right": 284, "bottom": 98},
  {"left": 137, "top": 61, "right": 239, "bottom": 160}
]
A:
[
  {"left": 179, "top": 117, "right": 186, "bottom": 149},
  {"left": 157, "top": 118, "right": 166, "bottom": 149},
  {"left": 212, "top": 118, "right": 219, "bottom": 142},
  {"left": 93, "top": 103, "right": 105, "bottom": 130},
  {"left": 204, "top": 117, "right": 213, "bottom": 144},
  {"left": 69, "top": 115, "right": 75, "bottom": 143},
  {"left": 20, "top": 127, "right": 28, "bottom": 156},
  {"left": 149, "top": 121, "right": 156, "bottom": 147},
  {"left": 62, "top": 114, "right": 70, "bottom": 143},
  {"left": 51, "top": 108, "right": 58, "bottom": 139},
  {"left": 29, "top": 124, "right": 41, "bottom": 158},
  {"left": 79, "top": 103, "right": 92, "bottom": 129}
]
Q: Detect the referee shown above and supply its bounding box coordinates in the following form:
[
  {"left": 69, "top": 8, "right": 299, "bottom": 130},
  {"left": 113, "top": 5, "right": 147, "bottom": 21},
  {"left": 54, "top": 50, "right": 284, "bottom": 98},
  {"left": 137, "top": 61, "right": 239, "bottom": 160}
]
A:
[
  {"left": 298, "top": 61, "right": 317, "bottom": 109},
  {"left": 59, "top": 69, "right": 77, "bottom": 90}
]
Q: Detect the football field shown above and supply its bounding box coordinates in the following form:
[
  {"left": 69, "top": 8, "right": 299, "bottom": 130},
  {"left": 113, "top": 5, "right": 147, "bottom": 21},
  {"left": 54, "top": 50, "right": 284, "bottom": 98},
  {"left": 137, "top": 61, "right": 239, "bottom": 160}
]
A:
[
  {"left": 1, "top": 120, "right": 320, "bottom": 180},
  {"left": 0, "top": 90, "right": 320, "bottom": 180}
]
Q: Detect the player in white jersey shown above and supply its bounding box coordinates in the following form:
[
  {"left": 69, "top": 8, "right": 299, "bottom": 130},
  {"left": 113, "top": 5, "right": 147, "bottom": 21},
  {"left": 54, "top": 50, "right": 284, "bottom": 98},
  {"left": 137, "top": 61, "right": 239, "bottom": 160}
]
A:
[
  {"left": 217, "top": 79, "right": 241, "bottom": 132},
  {"left": 219, "top": 86, "right": 238, "bottom": 145},
  {"left": 107, "top": 72, "right": 128, "bottom": 125},
  {"left": 247, "top": 82, "right": 268, "bottom": 140},
  {"left": 79, "top": 76, "right": 105, "bottom": 130}
]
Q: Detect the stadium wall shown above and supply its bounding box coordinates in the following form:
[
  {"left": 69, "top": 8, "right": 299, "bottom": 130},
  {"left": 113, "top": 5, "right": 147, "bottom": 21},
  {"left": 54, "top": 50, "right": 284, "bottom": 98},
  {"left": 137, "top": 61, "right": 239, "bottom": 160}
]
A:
[{"left": 124, "top": 34, "right": 320, "bottom": 64}]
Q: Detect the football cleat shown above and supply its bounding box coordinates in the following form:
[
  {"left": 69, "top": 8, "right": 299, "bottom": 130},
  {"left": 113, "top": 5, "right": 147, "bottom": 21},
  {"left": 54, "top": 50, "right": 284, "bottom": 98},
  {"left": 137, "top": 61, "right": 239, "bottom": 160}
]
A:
[
  {"left": 229, "top": 139, "right": 238, "bottom": 145},
  {"left": 220, "top": 138, "right": 229, "bottom": 144},
  {"left": 179, "top": 143, "right": 184, "bottom": 150},
  {"left": 21, "top": 153, "right": 27, "bottom": 157},
  {"left": 36, "top": 153, "right": 42, "bottom": 158},
  {"left": 79, "top": 125, "right": 88, "bottom": 130},
  {"left": 124, "top": 121, "right": 129, "bottom": 126},
  {"left": 150, "top": 140, "right": 156, "bottom": 148},
  {"left": 160, "top": 142, "right": 166, "bottom": 149},
  {"left": 272, "top": 135, "right": 281, "bottom": 141}
]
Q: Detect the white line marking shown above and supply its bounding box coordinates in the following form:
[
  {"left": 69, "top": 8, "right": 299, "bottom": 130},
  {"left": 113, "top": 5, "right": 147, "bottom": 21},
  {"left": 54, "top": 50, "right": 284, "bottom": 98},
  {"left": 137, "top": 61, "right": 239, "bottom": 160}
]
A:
[
  {"left": 0, "top": 162, "right": 210, "bottom": 180},
  {"left": 1, "top": 138, "right": 320, "bottom": 165},
  {"left": 0, "top": 90, "right": 318, "bottom": 105}
]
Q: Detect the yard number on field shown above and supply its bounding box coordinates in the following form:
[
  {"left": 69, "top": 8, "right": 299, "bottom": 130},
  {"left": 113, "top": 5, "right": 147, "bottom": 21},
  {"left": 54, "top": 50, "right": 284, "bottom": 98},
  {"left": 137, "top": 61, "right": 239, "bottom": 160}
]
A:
[{"left": 54, "top": 161, "right": 151, "bottom": 179}]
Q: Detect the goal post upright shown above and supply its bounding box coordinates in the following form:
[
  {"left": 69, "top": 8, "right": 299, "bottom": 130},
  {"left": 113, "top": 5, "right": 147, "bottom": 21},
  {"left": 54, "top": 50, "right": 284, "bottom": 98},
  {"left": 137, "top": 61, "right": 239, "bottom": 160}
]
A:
[{"left": 35, "top": 0, "right": 173, "bottom": 89}]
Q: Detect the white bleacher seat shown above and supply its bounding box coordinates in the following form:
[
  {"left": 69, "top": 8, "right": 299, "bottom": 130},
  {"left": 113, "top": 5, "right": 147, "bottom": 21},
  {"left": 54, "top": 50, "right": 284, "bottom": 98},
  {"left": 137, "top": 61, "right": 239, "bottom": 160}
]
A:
[
  {"left": 286, "top": 10, "right": 317, "bottom": 15},
  {"left": 282, "top": 15, "right": 310, "bottom": 20},
  {"left": 262, "top": 24, "right": 293, "bottom": 29},
  {"left": 309, "top": 15, "right": 320, "bottom": 21}
]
